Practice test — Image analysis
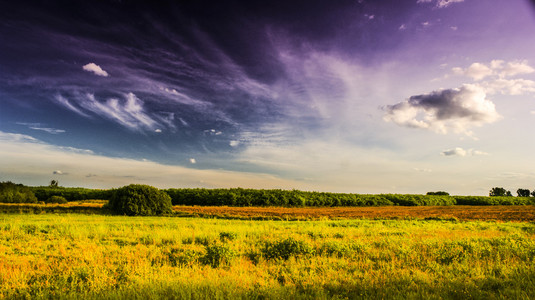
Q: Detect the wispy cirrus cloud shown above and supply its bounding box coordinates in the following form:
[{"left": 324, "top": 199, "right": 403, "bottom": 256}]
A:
[
  {"left": 81, "top": 93, "right": 158, "bottom": 131},
  {"left": 417, "top": 0, "right": 465, "bottom": 8},
  {"left": 0, "top": 131, "right": 307, "bottom": 190},
  {"left": 16, "top": 122, "right": 66, "bottom": 134}
]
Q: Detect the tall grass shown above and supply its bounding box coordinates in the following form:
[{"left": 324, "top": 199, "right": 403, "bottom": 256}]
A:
[{"left": 0, "top": 214, "right": 534, "bottom": 299}]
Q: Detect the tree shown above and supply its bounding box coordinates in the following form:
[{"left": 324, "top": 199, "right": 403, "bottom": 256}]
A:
[
  {"left": 106, "top": 184, "right": 172, "bottom": 216},
  {"left": 489, "top": 187, "right": 510, "bottom": 197},
  {"left": 517, "top": 189, "right": 530, "bottom": 197},
  {"left": 0, "top": 181, "right": 38, "bottom": 203},
  {"left": 426, "top": 191, "right": 450, "bottom": 196},
  {"left": 532, "top": 190, "right": 535, "bottom": 197},
  {"left": 49, "top": 180, "right": 58, "bottom": 187}
]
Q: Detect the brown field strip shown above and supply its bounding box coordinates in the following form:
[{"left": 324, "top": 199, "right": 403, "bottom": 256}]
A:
[
  {"left": 1, "top": 202, "right": 534, "bottom": 221},
  {"left": 172, "top": 205, "right": 535, "bottom": 222}
]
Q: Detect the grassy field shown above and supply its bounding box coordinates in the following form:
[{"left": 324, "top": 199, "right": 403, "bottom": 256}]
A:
[{"left": 1, "top": 213, "right": 535, "bottom": 299}]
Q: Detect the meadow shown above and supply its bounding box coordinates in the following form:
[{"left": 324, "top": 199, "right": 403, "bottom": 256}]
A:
[{"left": 1, "top": 213, "right": 535, "bottom": 299}]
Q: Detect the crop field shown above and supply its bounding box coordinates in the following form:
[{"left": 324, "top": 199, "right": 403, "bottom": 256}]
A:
[
  {"left": 1, "top": 213, "right": 535, "bottom": 299},
  {"left": 172, "top": 205, "right": 535, "bottom": 222}
]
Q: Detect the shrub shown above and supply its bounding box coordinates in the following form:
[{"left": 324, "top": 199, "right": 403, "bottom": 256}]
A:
[
  {"left": 219, "top": 232, "right": 238, "bottom": 242},
  {"left": 262, "top": 237, "right": 315, "bottom": 260},
  {"left": 46, "top": 195, "right": 68, "bottom": 204},
  {"left": 105, "top": 184, "right": 172, "bottom": 216},
  {"left": 201, "top": 244, "right": 235, "bottom": 268}
]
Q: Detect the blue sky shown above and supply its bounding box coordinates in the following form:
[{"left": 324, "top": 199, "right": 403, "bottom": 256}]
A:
[{"left": 1, "top": 0, "right": 535, "bottom": 195}]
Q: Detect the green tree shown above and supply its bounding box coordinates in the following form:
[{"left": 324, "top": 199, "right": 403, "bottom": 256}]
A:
[
  {"left": 517, "top": 189, "right": 530, "bottom": 197},
  {"left": 0, "top": 181, "right": 38, "bottom": 203},
  {"left": 489, "top": 187, "right": 510, "bottom": 197},
  {"left": 106, "top": 184, "right": 172, "bottom": 216},
  {"left": 427, "top": 191, "right": 450, "bottom": 196}
]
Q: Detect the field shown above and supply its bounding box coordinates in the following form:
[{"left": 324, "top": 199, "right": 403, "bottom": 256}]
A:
[
  {"left": 172, "top": 205, "right": 535, "bottom": 222},
  {"left": 1, "top": 212, "right": 535, "bottom": 299}
]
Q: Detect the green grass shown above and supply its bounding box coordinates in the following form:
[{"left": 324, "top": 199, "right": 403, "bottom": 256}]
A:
[{"left": 1, "top": 214, "right": 534, "bottom": 299}]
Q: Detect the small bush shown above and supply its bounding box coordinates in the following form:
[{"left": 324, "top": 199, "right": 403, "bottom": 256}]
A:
[
  {"left": 319, "top": 241, "right": 351, "bottom": 257},
  {"left": 166, "top": 247, "right": 201, "bottom": 267},
  {"left": 201, "top": 244, "right": 235, "bottom": 268},
  {"left": 46, "top": 195, "right": 68, "bottom": 204},
  {"left": 219, "top": 232, "right": 238, "bottom": 242},
  {"left": 105, "top": 184, "right": 172, "bottom": 216},
  {"left": 262, "top": 237, "right": 315, "bottom": 260}
]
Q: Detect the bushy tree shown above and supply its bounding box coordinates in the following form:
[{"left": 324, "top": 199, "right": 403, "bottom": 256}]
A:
[
  {"left": 106, "top": 184, "right": 172, "bottom": 216},
  {"left": 427, "top": 191, "right": 450, "bottom": 196},
  {"left": 489, "top": 187, "right": 510, "bottom": 197},
  {"left": 0, "top": 181, "right": 37, "bottom": 203},
  {"left": 517, "top": 189, "right": 530, "bottom": 197}
]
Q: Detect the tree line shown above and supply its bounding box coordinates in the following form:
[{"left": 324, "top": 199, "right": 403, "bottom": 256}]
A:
[{"left": 1, "top": 181, "right": 535, "bottom": 207}]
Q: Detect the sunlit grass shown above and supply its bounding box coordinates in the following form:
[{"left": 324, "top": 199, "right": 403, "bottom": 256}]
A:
[{"left": 1, "top": 214, "right": 534, "bottom": 299}]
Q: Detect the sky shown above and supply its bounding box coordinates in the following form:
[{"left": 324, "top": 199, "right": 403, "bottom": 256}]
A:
[{"left": 1, "top": 0, "right": 535, "bottom": 195}]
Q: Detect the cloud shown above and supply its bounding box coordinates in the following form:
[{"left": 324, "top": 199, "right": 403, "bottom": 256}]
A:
[
  {"left": 155, "top": 129, "right": 162, "bottom": 133},
  {"left": 483, "top": 78, "right": 535, "bottom": 95},
  {"left": 55, "top": 95, "right": 90, "bottom": 117},
  {"left": 501, "top": 60, "right": 535, "bottom": 77},
  {"left": 399, "top": 24, "right": 407, "bottom": 30},
  {"left": 442, "top": 147, "right": 467, "bottom": 156},
  {"left": 189, "top": 158, "right": 196, "bottom": 164},
  {"left": 16, "top": 122, "right": 66, "bottom": 134},
  {"left": 417, "top": 0, "right": 464, "bottom": 8},
  {"left": 452, "top": 60, "right": 535, "bottom": 81},
  {"left": 441, "top": 147, "right": 489, "bottom": 157},
  {"left": 229, "top": 140, "right": 240, "bottom": 147},
  {"left": 436, "top": 0, "right": 464, "bottom": 8},
  {"left": 383, "top": 84, "right": 501, "bottom": 135},
  {"left": 0, "top": 131, "right": 307, "bottom": 190},
  {"left": 80, "top": 93, "right": 158, "bottom": 131},
  {"left": 82, "top": 63, "right": 109, "bottom": 77},
  {"left": 449, "top": 60, "right": 535, "bottom": 96},
  {"left": 452, "top": 63, "right": 493, "bottom": 81},
  {"left": 53, "top": 170, "right": 65, "bottom": 175}
]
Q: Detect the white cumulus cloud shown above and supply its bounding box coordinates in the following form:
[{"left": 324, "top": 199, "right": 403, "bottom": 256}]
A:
[
  {"left": 383, "top": 84, "right": 501, "bottom": 135},
  {"left": 452, "top": 60, "right": 535, "bottom": 81},
  {"left": 82, "top": 63, "right": 109, "bottom": 77}
]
